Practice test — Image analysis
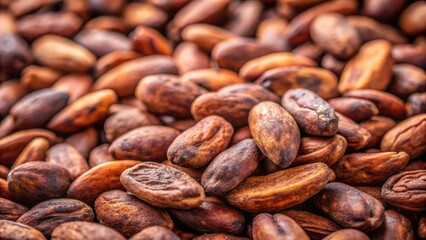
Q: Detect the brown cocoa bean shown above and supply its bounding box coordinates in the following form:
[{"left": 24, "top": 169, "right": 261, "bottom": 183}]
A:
[
  {"left": 170, "top": 197, "right": 245, "bottom": 235},
  {"left": 381, "top": 170, "right": 426, "bottom": 212},
  {"left": 282, "top": 88, "right": 338, "bottom": 136},
  {"left": 381, "top": 114, "right": 426, "bottom": 159},
  {"left": 252, "top": 213, "right": 309, "bottom": 240},
  {"left": 225, "top": 163, "right": 333, "bottom": 212},
  {"left": 46, "top": 143, "right": 89, "bottom": 180},
  {"left": 48, "top": 90, "right": 117, "bottom": 133},
  {"left": 8, "top": 161, "right": 71, "bottom": 205},
  {"left": 110, "top": 126, "right": 180, "bottom": 162},
  {"left": 313, "top": 182, "right": 385, "bottom": 232},
  {"left": 95, "top": 190, "right": 173, "bottom": 237},
  {"left": 0, "top": 220, "right": 46, "bottom": 240},
  {"left": 202, "top": 138, "right": 263, "bottom": 195},
  {"left": 192, "top": 92, "right": 259, "bottom": 128},
  {"left": 248, "top": 101, "right": 299, "bottom": 167},
  {"left": 332, "top": 151, "right": 410, "bottom": 185},
  {"left": 168, "top": 115, "right": 233, "bottom": 168},
  {"left": 17, "top": 198, "right": 94, "bottom": 236},
  {"left": 292, "top": 135, "right": 347, "bottom": 167},
  {"left": 339, "top": 40, "right": 393, "bottom": 93},
  {"left": 256, "top": 66, "right": 339, "bottom": 100},
  {"left": 67, "top": 160, "right": 140, "bottom": 205},
  {"left": 0, "top": 198, "right": 28, "bottom": 221},
  {"left": 369, "top": 210, "right": 415, "bottom": 240},
  {"left": 51, "top": 221, "right": 126, "bottom": 240},
  {"left": 135, "top": 74, "right": 207, "bottom": 118},
  {"left": 121, "top": 162, "right": 205, "bottom": 209}
]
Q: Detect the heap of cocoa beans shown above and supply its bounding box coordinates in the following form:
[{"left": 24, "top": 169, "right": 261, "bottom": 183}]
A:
[{"left": 0, "top": 0, "right": 425, "bottom": 239}]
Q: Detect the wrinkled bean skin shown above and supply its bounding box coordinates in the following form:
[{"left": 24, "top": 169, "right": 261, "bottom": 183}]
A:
[
  {"left": 225, "top": 163, "right": 333, "bottom": 212},
  {"left": 381, "top": 114, "right": 426, "bottom": 159},
  {"left": 313, "top": 182, "right": 385, "bottom": 232},
  {"left": 292, "top": 135, "right": 347, "bottom": 167},
  {"left": 281, "top": 210, "right": 341, "bottom": 240},
  {"left": 51, "top": 221, "right": 127, "bottom": 240},
  {"left": 17, "top": 198, "right": 94, "bottom": 236},
  {"left": 167, "top": 115, "right": 234, "bottom": 168},
  {"left": 0, "top": 198, "right": 28, "bottom": 221},
  {"left": 0, "top": 220, "right": 46, "bottom": 240},
  {"left": 381, "top": 170, "right": 426, "bottom": 212},
  {"left": 109, "top": 126, "right": 180, "bottom": 162},
  {"left": 129, "top": 226, "right": 179, "bottom": 240},
  {"left": 170, "top": 197, "right": 245, "bottom": 235},
  {"left": 369, "top": 210, "right": 414, "bottom": 240},
  {"left": 282, "top": 88, "right": 338, "bottom": 136},
  {"left": 121, "top": 162, "right": 205, "bottom": 209},
  {"left": 95, "top": 190, "right": 173, "bottom": 237},
  {"left": 8, "top": 161, "right": 71, "bottom": 205},
  {"left": 332, "top": 151, "right": 409, "bottom": 185},
  {"left": 252, "top": 213, "right": 309, "bottom": 240},
  {"left": 218, "top": 83, "right": 280, "bottom": 103},
  {"left": 248, "top": 101, "right": 300, "bottom": 168},
  {"left": 202, "top": 138, "right": 263, "bottom": 196}
]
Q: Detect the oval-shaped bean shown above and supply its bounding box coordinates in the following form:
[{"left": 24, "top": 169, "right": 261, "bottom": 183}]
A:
[
  {"left": 339, "top": 40, "right": 393, "bottom": 93},
  {"left": 67, "top": 160, "right": 140, "bottom": 205},
  {"left": 0, "top": 198, "right": 28, "bottom": 221},
  {"left": 10, "top": 89, "right": 69, "bottom": 130},
  {"left": 255, "top": 66, "right": 339, "bottom": 100},
  {"left": 170, "top": 197, "right": 245, "bottom": 235},
  {"left": 17, "top": 198, "right": 94, "bottom": 236},
  {"left": 51, "top": 221, "right": 127, "bottom": 240},
  {"left": 8, "top": 161, "right": 71, "bottom": 205},
  {"left": 328, "top": 97, "right": 379, "bottom": 122},
  {"left": 121, "top": 162, "right": 205, "bottom": 209},
  {"left": 252, "top": 213, "right": 309, "bottom": 240},
  {"left": 95, "top": 190, "right": 173, "bottom": 237},
  {"left": 313, "top": 182, "right": 385, "bottom": 232},
  {"left": 48, "top": 90, "right": 117, "bottom": 133},
  {"left": 336, "top": 112, "right": 372, "bottom": 150},
  {"left": 218, "top": 83, "right": 280, "bottom": 103},
  {"left": 359, "top": 116, "right": 396, "bottom": 148},
  {"left": 369, "top": 210, "right": 415, "bottom": 240},
  {"left": 282, "top": 88, "right": 338, "bottom": 136},
  {"left": 310, "top": 13, "right": 360, "bottom": 59},
  {"left": 32, "top": 35, "right": 95, "bottom": 72},
  {"left": 292, "top": 135, "right": 347, "bottom": 167},
  {"left": 202, "top": 139, "right": 263, "bottom": 195},
  {"left": 332, "top": 152, "right": 409, "bottom": 185},
  {"left": 343, "top": 89, "right": 406, "bottom": 120},
  {"left": 0, "top": 220, "right": 46, "bottom": 240},
  {"left": 225, "top": 163, "right": 333, "bottom": 212},
  {"left": 136, "top": 74, "right": 207, "bottom": 118},
  {"left": 381, "top": 170, "right": 426, "bottom": 212},
  {"left": 191, "top": 92, "right": 259, "bottom": 128},
  {"left": 381, "top": 114, "right": 426, "bottom": 159},
  {"left": 248, "top": 101, "right": 300, "bottom": 167},
  {"left": 110, "top": 126, "right": 180, "bottom": 162},
  {"left": 45, "top": 143, "right": 89, "bottom": 180},
  {"left": 168, "top": 115, "right": 233, "bottom": 168}
]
